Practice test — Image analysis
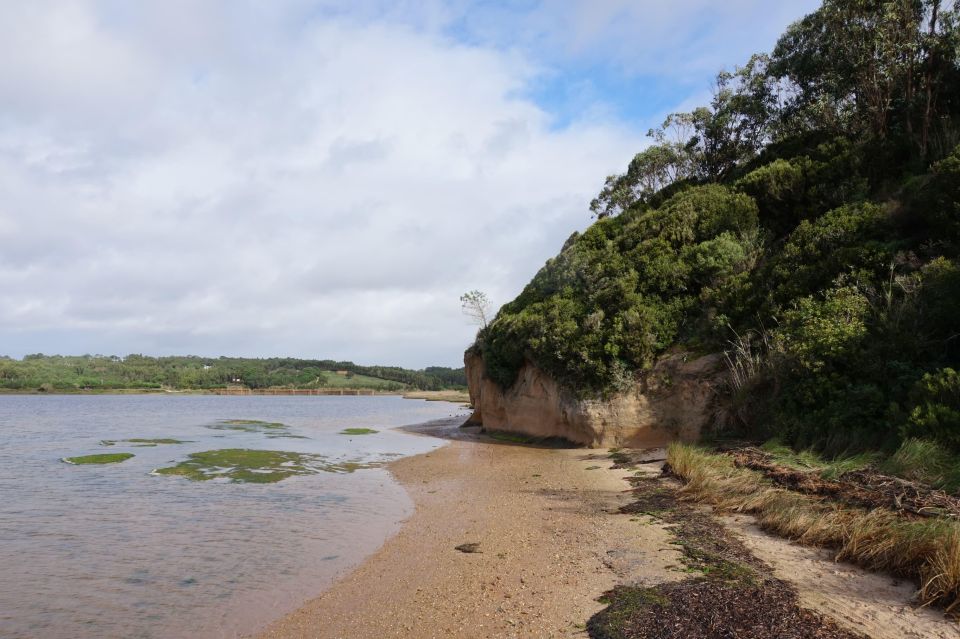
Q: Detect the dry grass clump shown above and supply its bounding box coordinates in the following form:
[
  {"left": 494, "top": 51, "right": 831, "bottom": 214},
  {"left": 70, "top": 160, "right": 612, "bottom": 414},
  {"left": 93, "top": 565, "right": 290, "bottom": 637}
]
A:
[{"left": 667, "top": 442, "right": 960, "bottom": 611}]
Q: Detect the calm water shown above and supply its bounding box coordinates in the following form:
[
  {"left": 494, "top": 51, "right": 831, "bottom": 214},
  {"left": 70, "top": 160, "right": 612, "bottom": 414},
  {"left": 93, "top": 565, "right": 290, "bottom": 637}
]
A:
[{"left": 0, "top": 394, "right": 467, "bottom": 639}]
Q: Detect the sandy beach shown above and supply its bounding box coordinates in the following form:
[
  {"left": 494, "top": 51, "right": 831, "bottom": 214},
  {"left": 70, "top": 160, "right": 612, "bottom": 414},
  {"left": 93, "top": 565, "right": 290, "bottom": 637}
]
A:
[
  {"left": 257, "top": 426, "right": 679, "bottom": 639},
  {"left": 255, "top": 422, "right": 960, "bottom": 639}
]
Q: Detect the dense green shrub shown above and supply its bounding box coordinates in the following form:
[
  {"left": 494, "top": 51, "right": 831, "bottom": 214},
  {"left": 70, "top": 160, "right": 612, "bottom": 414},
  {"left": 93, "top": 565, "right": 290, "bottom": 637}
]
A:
[
  {"left": 920, "top": 145, "right": 960, "bottom": 245},
  {"left": 763, "top": 283, "right": 902, "bottom": 450},
  {"left": 905, "top": 369, "right": 960, "bottom": 450},
  {"left": 735, "top": 138, "right": 868, "bottom": 236},
  {"left": 480, "top": 185, "right": 756, "bottom": 395},
  {"left": 636, "top": 184, "right": 758, "bottom": 246},
  {"left": 919, "top": 258, "right": 960, "bottom": 362},
  {"left": 473, "top": 0, "right": 960, "bottom": 452},
  {"left": 775, "top": 285, "right": 870, "bottom": 374},
  {"left": 766, "top": 202, "right": 895, "bottom": 307}
]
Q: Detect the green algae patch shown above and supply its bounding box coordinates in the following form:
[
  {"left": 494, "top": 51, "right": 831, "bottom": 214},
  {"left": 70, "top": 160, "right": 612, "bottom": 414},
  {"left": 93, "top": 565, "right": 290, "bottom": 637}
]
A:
[
  {"left": 222, "top": 419, "right": 284, "bottom": 427},
  {"left": 101, "top": 438, "right": 189, "bottom": 447},
  {"left": 488, "top": 431, "right": 536, "bottom": 444},
  {"left": 339, "top": 428, "right": 378, "bottom": 435},
  {"left": 207, "top": 419, "right": 288, "bottom": 433},
  {"left": 154, "top": 449, "right": 380, "bottom": 483},
  {"left": 63, "top": 452, "right": 135, "bottom": 465}
]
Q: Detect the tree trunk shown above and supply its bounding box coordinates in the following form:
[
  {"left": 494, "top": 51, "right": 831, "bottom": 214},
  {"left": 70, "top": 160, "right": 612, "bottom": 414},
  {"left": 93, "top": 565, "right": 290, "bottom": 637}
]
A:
[{"left": 921, "top": 0, "right": 942, "bottom": 157}]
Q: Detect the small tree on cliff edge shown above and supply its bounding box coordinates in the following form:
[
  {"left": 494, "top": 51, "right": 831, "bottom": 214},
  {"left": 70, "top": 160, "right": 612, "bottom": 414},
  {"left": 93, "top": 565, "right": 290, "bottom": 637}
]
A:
[{"left": 460, "top": 290, "right": 491, "bottom": 329}]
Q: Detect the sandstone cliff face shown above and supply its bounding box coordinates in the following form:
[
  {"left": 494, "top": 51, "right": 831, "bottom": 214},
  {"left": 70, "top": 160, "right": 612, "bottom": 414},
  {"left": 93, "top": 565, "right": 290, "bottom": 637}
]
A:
[{"left": 464, "top": 350, "right": 724, "bottom": 448}]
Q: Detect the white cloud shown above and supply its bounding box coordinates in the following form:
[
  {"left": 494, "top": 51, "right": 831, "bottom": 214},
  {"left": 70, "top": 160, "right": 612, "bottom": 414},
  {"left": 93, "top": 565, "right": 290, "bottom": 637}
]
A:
[
  {"left": 0, "top": 1, "right": 646, "bottom": 366},
  {"left": 0, "top": 0, "right": 819, "bottom": 367}
]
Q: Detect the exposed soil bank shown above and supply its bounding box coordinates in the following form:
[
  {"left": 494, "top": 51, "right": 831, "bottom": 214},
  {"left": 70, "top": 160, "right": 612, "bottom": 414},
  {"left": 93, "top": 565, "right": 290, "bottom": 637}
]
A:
[
  {"left": 256, "top": 428, "right": 680, "bottom": 639},
  {"left": 464, "top": 351, "right": 723, "bottom": 448}
]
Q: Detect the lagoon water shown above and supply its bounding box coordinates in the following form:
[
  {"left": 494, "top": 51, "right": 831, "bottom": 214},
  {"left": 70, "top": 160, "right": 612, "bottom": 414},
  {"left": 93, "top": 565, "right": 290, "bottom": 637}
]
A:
[{"left": 0, "top": 394, "right": 467, "bottom": 639}]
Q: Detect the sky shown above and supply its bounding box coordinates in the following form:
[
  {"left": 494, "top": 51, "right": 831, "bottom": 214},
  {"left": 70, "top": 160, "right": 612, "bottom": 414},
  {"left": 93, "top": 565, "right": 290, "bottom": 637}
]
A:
[{"left": 0, "top": 0, "right": 821, "bottom": 368}]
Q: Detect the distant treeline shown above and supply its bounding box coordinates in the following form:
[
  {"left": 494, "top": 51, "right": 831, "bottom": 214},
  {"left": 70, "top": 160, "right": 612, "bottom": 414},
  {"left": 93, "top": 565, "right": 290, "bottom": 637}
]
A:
[{"left": 0, "top": 354, "right": 467, "bottom": 392}]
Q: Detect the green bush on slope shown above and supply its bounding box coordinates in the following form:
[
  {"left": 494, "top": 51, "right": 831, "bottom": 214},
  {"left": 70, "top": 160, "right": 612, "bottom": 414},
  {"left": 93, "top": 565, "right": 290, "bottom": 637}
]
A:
[
  {"left": 476, "top": 0, "right": 960, "bottom": 452},
  {"left": 480, "top": 184, "right": 757, "bottom": 396}
]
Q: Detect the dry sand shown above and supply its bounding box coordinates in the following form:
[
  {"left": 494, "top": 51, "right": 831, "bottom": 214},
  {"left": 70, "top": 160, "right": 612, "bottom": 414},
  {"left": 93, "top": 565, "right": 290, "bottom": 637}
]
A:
[{"left": 257, "top": 429, "right": 681, "bottom": 639}]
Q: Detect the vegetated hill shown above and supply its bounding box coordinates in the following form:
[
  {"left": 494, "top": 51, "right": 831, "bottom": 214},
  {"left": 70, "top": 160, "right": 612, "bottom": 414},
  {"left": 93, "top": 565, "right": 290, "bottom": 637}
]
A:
[
  {"left": 475, "top": 0, "right": 960, "bottom": 455},
  {"left": 0, "top": 354, "right": 466, "bottom": 393}
]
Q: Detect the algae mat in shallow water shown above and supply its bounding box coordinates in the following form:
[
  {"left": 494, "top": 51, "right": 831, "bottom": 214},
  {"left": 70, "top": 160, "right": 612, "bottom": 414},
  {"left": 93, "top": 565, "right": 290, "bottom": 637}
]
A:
[
  {"left": 63, "top": 452, "right": 135, "bottom": 465},
  {"left": 154, "top": 449, "right": 380, "bottom": 483},
  {"left": 206, "top": 419, "right": 287, "bottom": 432},
  {"left": 100, "top": 438, "right": 189, "bottom": 447},
  {"left": 339, "top": 428, "right": 378, "bottom": 435},
  {"left": 204, "top": 419, "right": 307, "bottom": 439}
]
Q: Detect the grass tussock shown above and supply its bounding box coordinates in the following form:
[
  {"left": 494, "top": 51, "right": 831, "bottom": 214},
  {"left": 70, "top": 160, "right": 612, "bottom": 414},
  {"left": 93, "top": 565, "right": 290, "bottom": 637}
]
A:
[
  {"left": 880, "top": 438, "right": 960, "bottom": 494},
  {"left": 667, "top": 442, "right": 960, "bottom": 611},
  {"left": 759, "top": 439, "right": 881, "bottom": 479}
]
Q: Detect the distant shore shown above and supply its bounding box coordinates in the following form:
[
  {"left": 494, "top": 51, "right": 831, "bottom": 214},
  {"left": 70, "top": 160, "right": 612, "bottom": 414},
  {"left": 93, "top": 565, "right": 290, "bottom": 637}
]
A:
[
  {"left": 400, "top": 389, "right": 471, "bottom": 403},
  {"left": 0, "top": 388, "right": 470, "bottom": 402}
]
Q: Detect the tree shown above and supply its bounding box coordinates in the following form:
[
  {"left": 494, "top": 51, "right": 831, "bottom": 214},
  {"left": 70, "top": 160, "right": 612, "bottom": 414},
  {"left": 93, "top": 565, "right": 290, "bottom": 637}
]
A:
[
  {"left": 770, "top": 0, "right": 960, "bottom": 156},
  {"left": 590, "top": 56, "right": 778, "bottom": 219},
  {"left": 590, "top": 143, "right": 691, "bottom": 218},
  {"left": 461, "top": 290, "right": 492, "bottom": 329}
]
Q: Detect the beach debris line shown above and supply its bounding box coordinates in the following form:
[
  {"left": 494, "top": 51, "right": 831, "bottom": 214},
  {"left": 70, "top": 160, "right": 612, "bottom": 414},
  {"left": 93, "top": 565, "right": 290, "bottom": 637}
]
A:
[
  {"left": 728, "top": 446, "right": 960, "bottom": 519},
  {"left": 589, "top": 475, "right": 865, "bottom": 639},
  {"left": 667, "top": 443, "right": 960, "bottom": 613}
]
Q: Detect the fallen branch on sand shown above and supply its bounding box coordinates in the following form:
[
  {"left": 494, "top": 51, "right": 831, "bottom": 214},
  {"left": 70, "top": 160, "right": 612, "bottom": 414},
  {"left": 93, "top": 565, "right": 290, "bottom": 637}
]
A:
[{"left": 728, "top": 447, "right": 960, "bottom": 519}]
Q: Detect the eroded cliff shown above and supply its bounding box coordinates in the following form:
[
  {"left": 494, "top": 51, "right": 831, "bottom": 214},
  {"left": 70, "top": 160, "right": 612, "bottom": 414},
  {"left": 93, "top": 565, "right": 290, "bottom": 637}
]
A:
[{"left": 465, "top": 350, "right": 724, "bottom": 447}]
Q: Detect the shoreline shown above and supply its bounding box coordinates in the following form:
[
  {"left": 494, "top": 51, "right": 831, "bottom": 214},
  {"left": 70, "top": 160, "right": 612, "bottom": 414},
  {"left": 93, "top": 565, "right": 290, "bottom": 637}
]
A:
[
  {"left": 0, "top": 389, "right": 469, "bottom": 403},
  {"left": 253, "top": 423, "right": 960, "bottom": 639},
  {"left": 255, "top": 424, "right": 676, "bottom": 638}
]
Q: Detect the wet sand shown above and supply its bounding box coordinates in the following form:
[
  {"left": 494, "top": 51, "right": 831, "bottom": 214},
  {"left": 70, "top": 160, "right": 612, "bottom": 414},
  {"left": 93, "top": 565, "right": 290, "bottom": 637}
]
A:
[{"left": 256, "top": 428, "right": 680, "bottom": 639}]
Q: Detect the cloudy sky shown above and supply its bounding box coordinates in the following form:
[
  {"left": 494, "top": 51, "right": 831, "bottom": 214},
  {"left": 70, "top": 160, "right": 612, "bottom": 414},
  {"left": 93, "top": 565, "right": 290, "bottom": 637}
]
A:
[{"left": 0, "top": 0, "right": 820, "bottom": 368}]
